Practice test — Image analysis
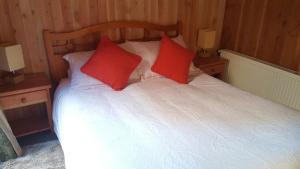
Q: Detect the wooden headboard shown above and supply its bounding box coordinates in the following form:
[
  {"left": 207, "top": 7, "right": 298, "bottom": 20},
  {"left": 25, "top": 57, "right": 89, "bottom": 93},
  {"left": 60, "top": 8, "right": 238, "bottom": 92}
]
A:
[{"left": 43, "top": 21, "right": 181, "bottom": 86}]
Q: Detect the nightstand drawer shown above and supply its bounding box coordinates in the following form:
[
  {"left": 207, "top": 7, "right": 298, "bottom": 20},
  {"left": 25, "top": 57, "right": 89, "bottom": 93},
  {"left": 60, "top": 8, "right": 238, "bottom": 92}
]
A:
[
  {"left": 200, "top": 64, "right": 225, "bottom": 75},
  {"left": 0, "top": 90, "right": 48, "bottom": 110}
]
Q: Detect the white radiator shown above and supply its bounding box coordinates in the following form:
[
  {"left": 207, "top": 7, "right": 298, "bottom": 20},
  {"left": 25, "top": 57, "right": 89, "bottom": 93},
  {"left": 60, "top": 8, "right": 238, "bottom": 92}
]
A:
[{"left": 220, "top": 50, "right": 300, "bottom": 111}]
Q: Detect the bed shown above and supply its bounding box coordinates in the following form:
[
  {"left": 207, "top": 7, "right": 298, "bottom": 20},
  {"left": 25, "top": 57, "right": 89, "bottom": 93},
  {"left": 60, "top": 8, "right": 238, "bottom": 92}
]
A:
[{"left": 44, "top": 21, "right": 300, "bottom": 169}]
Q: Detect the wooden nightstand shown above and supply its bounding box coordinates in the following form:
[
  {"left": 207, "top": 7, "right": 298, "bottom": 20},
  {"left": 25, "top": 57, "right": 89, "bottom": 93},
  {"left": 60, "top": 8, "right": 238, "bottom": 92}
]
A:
[
  {"left": 0, "top": 73, "right": 52, "bottom": 138},
  {"left": 194, "top": 56, "right": 228, "bottom": 80}
]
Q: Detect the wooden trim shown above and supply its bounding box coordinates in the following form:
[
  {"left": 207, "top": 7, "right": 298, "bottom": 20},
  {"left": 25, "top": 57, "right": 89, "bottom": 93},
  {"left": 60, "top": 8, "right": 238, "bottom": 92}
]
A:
[{"left": 43, "top": 21, "right": 179, "bottom": 86}]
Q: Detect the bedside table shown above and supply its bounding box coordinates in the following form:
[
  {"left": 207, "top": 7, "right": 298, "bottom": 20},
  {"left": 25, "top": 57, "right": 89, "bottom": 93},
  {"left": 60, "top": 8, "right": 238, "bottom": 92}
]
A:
[
  {"left": 0, "top": 73, "right": 52, "bottom": 138},
  {"left": 194, "top": 56, "right": 228, "bottom": 80}
]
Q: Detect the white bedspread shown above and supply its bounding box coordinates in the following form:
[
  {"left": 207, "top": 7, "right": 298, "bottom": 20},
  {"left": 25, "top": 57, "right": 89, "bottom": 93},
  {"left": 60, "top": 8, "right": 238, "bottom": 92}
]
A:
[{"left": 53, "top": 73, "right": 300, "bottom": 169}]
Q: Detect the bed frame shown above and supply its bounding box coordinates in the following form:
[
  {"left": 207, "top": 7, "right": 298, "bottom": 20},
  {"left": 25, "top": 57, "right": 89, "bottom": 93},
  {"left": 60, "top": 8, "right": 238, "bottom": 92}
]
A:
[{"left": 43, "top": 21, "right": 181, "bottom": 86}]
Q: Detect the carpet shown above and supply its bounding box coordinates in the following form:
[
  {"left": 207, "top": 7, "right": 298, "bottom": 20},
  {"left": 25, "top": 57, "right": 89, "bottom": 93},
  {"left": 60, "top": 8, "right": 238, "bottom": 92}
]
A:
[{"left": 0, "top": 140, "right": 65, "bottom": 169}]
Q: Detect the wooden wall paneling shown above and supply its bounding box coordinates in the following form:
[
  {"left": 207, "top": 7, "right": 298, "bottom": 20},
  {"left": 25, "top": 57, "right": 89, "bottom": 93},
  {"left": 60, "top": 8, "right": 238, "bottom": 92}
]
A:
[
  {"left": 277, "top": 0, "right": 300, "bottom": 71},
  {"left": 61, "top": 0, "right": 75, "bottom": 31},
  {"left": 170, "top": 0, "right": 179, "bottom": 25},
  {"left": 221, "top": 0, "right": 300, "bottom": 72},
  {"left": 158, "top": 0, "right": 178, "bottom": 25},
  {"left": 144, "top": 0, "right": 159, "bottom": 38},
  {"left": 155, "top": 0, "right": 178, "bottom": 37},
  {"left": 178, "top": 0, "right": 192, "bottom": 46},
  {"left": 178, "top": 0, "right": 195, "bottom": 49},
  {"left": 88, "top": 0, "right": 98, "bottom": 25},
  {"left": 6, "top": 0, "right": 53, "bottom": 74},
  {"left": 6, "top": 0, "right": 33, "bottom": 73},
  {"left": 105, "top": 0, "right": 119, "bottom": 40},
  {"left": 122, "top": 0, "right": 145, "bottom": 39},
  {"left": 256, "top": 0, "right": 288, "bottom": 64},
  {"left": 97, "top": 0, "right": 109, "bottom": 38},
  {"left": 33, "top": 0, "right": 54, "bottom": 31},
  {"left": 19, "top": 0, "right": 49, "bottom": 73},
  {"left": 253, "top": 0, "right": 268, "bottom": 57},
  {"left": 189, "top": 0, "right": 204, "bottom": 49},
  {"left": 233, "top": 0, "right": 245, "bottom": 51},
  {"left": 0, "top": 0, "right": 15, "bottom": 77},
  {"left": 179, "top": 0, "right": 226, "bottom": 51},
  {"left": 87, "top": 0, "right": 101, "bottom": 44},
  {"left": 50, "top": 0, "right": 64, "bottom": 31},
  {"left": 0, "top": 0, "right": 15, "bottom": 43},
  {"left": 192, "top": 0, "right": 218, "bottom": 48},
  {"left": 145, "top": 0, "right": 159, "bottom": 23},
  {"left": 72, "top": 0, "right": 95, "bottom": 45},
  {"left": 72, "top": 0, "right": 90, "bottom": 29},
  {"left": 1, "top": 0, "right": 224, "bottom": 75},
  {"left": 256, "top": 0, "right": 300, "bottom": 71},
  {"left": 235, "top": 0, "right": 266, "bottom": 56},
  {"left": 29, "top": 0, "right": 53, "bottom": 75},
  {"left": 213, "top": 0, "right": 226, "bottom": 49},
  {"left": 220, "top": 0, "right": 243, "bottom": 50}
]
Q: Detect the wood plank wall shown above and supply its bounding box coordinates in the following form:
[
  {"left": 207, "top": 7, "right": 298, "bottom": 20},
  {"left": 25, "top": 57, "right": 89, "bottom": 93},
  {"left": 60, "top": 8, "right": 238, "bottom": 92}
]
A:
[
  {"left": 0, "top": 0, "right": 225, "bottom": 76},
  {"left": 0, "top": 0, "right": 179, "bottom": 75},
  {"left": 179, "top": 0, "right": 226, "bottom": 51},
  {"left": 221, "top": 0, "right": 300, "bottom": 73}
]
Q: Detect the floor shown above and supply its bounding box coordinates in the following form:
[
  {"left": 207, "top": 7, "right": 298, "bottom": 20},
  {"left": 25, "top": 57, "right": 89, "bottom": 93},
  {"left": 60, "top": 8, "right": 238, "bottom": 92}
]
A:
[
  {"left": 0, "top": 131, "right": 65, "bottom": 169},
  {"left": 1, "top": 140, "right": 65, "bottom": 169},
  {"left": 17, "top": 130, "right": 58, "bottom": 146}
]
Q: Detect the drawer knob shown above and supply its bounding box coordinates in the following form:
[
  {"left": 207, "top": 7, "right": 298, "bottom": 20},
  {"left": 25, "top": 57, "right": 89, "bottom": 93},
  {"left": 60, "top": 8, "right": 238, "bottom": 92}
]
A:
[{"left": 21, "top": 97, "right": 27, "bottom": 103}]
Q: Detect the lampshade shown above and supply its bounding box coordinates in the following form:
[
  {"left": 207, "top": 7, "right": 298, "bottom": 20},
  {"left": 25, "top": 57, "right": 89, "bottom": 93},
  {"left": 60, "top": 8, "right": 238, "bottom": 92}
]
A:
[
  {"left": 0, "top": 44, "right": 25, "bottom": 72},
  {"left": 197, "top": 29, "right": 216, "bottom": 49}
]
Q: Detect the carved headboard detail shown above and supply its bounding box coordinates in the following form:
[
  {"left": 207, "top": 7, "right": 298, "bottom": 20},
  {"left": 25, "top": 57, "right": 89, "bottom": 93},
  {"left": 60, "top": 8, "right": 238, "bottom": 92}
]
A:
[{"left": 43, "top": 21, "right": 180, "bottom": 86}]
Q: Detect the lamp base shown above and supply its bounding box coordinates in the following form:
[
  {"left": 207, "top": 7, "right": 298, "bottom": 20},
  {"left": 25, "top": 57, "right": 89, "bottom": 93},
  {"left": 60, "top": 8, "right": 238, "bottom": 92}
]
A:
[
  {"left": 198, "top": 48, "right": 215, "bottom": 58},
  {"left": 194, "top": 48, "right": 218, "bottom": 67},
  {"left": 4, "top": 73, "right": 24, "bottom": 84}
]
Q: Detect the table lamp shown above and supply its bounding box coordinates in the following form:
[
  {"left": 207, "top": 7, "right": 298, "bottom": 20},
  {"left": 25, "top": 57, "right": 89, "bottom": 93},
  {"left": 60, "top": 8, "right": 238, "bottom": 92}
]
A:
[
  {"left": 197, "top": 29, "right": 216, "bottom": 57},
  {"left": 0, "top": 44, "right": 25, "bottom": 84}
]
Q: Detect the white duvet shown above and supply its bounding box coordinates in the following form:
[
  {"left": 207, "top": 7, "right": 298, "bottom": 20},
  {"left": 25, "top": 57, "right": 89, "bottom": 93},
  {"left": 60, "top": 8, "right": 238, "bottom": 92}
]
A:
[{"left": 53, "top": 73, "right": 300, "bottom": 169}]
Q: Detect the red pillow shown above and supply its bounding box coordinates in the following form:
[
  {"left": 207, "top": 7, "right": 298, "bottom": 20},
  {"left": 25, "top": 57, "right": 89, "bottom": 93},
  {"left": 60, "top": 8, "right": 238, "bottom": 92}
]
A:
[
  {"left": 81, "top": 37, "right": 141, "bottom": 90},
  {"left": 151, "top": 36, "right": 195, "bottom": 83}
]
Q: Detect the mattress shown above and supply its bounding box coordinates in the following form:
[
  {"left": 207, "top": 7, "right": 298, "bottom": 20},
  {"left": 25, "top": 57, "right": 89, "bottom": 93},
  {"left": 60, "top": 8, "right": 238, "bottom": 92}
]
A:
[{"left": 53, "top": 73, "right": 300, "bottom": 169}]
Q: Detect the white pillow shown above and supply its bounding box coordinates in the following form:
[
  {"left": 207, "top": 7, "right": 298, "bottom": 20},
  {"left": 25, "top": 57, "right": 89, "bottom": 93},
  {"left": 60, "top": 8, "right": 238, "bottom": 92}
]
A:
[
  {"left": 63, "top": 43, "right": 142, "bottom": 87},
  {"left": 126, "top": 35, "right": 200, "bottom": 80}
]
